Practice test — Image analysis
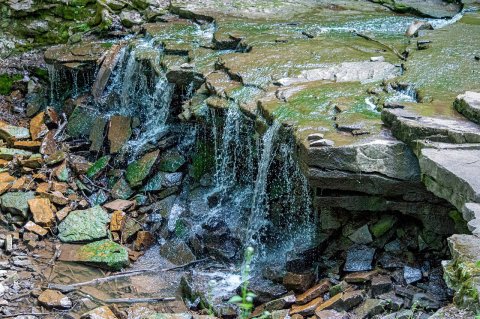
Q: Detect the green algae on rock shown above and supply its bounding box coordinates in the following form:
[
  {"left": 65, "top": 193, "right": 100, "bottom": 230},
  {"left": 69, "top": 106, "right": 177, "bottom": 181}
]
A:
[
  {"left": 59, "top": 239, "right": 129, "bottom": 270},
  {"left": 57, "top": 206, "right": 109, "bottom": 243},
  {"left": 126, "top": 150, "right": 159, "bottom": 187}
]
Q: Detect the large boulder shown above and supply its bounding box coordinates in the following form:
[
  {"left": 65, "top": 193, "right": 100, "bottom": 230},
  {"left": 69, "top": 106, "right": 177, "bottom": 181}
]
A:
[
  {"left": 57, "top": 206, "right": 109, "bottom": 243},
  {"left": 59, "top": 239, "right": 129, "bottom": 270}
]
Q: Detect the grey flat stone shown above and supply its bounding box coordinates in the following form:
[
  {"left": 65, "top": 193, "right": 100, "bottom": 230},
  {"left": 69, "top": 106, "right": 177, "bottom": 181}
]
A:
[
  {"left": 382, "top": 107, "right": 480, "bottom": 145},
  {"left": 454, "top": 91, "right": 480, "bottom": 124},
  {"left": 344, "top": 245, "right": 375, "bottom": 272},
  {"left": 419, "top": 147, "right": 480, "bottom": 210}
]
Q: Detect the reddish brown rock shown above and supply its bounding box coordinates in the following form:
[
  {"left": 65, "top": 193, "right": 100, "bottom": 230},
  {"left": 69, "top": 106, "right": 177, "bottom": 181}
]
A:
[
  {"left": 134, "top": 231, "right": 154, "bottom": 251},
  {"left": 81, "top": 306, "right": 119, "bottom": 319},
  {"left": 344, "top": 271, "right": 378, "bottom": 284},
  {"left": 30, "top": 111, "right": 48, "bottom": 141},
  {"left": 56, "top": 206, "right": 72, "bottom": 221},
  {"left": 13, "top": 140, "right": 42, "bottom": 151},
  {"left": 40, "top": 130, "right": 59, "bottom": 155},
  {"left": 104, "top": 199, "right": 135, "bottom": 211},
  {"left": 24, "top": 221, "right": 48, "bottom": 236},
  {"left": 38, "top": 289, "right": 72, "bottom": 309},
  {"left": 0, "top": 172, "right": 15, "bottom": 183},
  {"left": 315, "top": 293, "right": 343, "bottom": 313},
  {"left": 296, "top": 279, "right": 331, "bottom": 305},
  {"left": 283, "top": 272, "right": 315, "bottom": 292},
  {"left": 28, "top": 198, "right": 55, "bottom": 227},
  {"left": 0, "top": 182, "right": 12, "bottom": 195},
  {"left": 290, "top": 297, "right": 323, "bottom": 317},
  {"left": 110, "top": 211, "right": 125, "bottom": 232},
  {"left": 108, "top": 115, "right": 132, "bottom": 154}
]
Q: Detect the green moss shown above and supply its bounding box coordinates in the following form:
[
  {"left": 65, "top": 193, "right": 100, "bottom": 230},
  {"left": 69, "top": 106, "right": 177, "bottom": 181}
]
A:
[
  {"left": 370, "top": 215, "right": 397, "bottom": 238},
  {"left": 86, "top": 155, "right": 111, "bottom": 178},
  {"left": 0, "top": 74, "right": 22, "bottom": 96},
  {"left": 191, "top": 141, "right": 215, "bottom": 181},
  {"left": 126, "top": 150, "right": 159, "bottom": 187},
  {"left": 78, "top": 239, "right": 129, "bottom": 270}
]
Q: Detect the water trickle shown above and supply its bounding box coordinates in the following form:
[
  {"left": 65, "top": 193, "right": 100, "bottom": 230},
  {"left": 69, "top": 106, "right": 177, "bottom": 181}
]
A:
[
  {"left": 246, "top": 120, "right": 281, "bottom": 247},
  {"left": 47, "top": 63, "right": 60, "bottom": 105},
  {"left": 100, "top": 39, "right": 175, "bottom": 158}
]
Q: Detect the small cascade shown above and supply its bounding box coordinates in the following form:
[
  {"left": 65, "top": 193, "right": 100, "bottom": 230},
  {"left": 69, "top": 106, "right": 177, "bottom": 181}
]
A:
[
  {"left": 99, "top": 39, "right": 175, "bottom": 158},
  {"left": 246, "top": 120, "right": 281, "bottom": 247}
]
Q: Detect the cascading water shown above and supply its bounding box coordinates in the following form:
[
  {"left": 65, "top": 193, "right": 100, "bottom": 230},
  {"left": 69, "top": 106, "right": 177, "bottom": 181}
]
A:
[{"left": 99, "top": 39, "right": 175, "bottom": 158}]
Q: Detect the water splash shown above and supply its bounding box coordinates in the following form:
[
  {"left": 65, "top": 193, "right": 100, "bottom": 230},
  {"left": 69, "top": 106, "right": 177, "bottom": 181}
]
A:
[
  {"left": 100, "top": 39, "right": 175, "bottom": 158},
  {"left": 246, "top": 121, "right": 281, "bottom": 246}
]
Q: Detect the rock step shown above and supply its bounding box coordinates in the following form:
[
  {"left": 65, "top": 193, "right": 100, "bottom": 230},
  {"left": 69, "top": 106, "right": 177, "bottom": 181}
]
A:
[
  {"left": 454, "top": 91, "right": 480, "bottom": 125},
  {"left": 418, "top": 145, "right": 480, "bottom": 211},
  {"left": 382, "top": 107, "right": 480, "bottom": 146}
]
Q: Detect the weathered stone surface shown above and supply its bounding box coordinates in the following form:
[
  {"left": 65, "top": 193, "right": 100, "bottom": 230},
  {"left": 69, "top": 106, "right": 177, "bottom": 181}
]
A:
[
  {"left": 344, "top": 245, "right": 375, "bottom": 272},
  {"left": 126, "top": 150, "right": 159, "bottom": 187},
  {"left": 57, "top": 206, "right": 109, "bottom": 243},
  {"left": 81, "top": 306, "right": 119, "bottom": 319},
  {"left": 0, "top": 147, "right": 32, "bottom": 160},
  {"left": 444, "top": 234, "right": 480, "bottom": 312},
  {"left": 296, "top": 279, "right": 330, "bottom": 305},
  {"left": 108, "top": 115, "right": 131, "bottom": 154},
  {"left": 92, "top": 44, "right": 124, "bottom": 101},
  {"left": 283, "top": 272, "right": 315, "bottom": 292},
  {"left": 315, "top": 310, "right": 349, "bottom": 319},
  {"left": 348, "top": 224, "right": 372, "bottom": 245},
  {"left": 24, "top": 221, "right": 48, "bottom": 236},
  {"left": 103, "top": 199, "right": 135, "bottom": 211},
  {"left": 454, "top": 91, "right": 480, "bottom": 125},
  {"left": 38, "top": 289, "right": 72, "bottom": 309},
  {"left": 58, "top": 239, "right": 129, "bottom": 270},
  {"left": 382, "top": 107, "right": 480, "bottom": 145},
  {"left": 30, "top": 111, "right": 47, "bottom": 141},
  {"left": 304, "top": 132, "right": 420, "bottom": 182},
  {"left": 1, "top": 191, "right": 35, "bottom": 217},
  {"left": 353, "top": 298, "right": 387, "bottom": 318},
  {"left": 277, "top": 62, "right": 400, "bottom": 86},
  {"left": 159, "top": 240, "right": 195, "bottom": 265},
  {"left": 419, "top": 146, "right": 480, "bottom": 211},
  {"left": 28, "top": 198, "right": 55, "bottom": 227},
  {"left": 405, "top": 20, "right": 433, "bottom": 37},
  {"left": 290, "top": 296, "right": 323, "bottom": 317},
  {"left": 66, "top": 106, "right": 98, "bottom": 138}
]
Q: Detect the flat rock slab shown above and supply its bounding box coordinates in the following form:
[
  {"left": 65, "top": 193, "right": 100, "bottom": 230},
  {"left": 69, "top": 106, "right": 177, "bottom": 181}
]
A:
[
  {"left": 58, "top": 239, "right": 129, "bottom": 271},
  {"left": 382, "top": 107, "right": 480, "bottom": 145},
  {"left": 419, "top": 147, "right": 480, "bottom": 210},
  {"left": 375, "top": 0, "right": 461, "bottom": 18},
  {"left": 277, "top": 62, "right": 400, "bottom": 87},
  {"left": 455, "top": 91, "right": 480, "bottom": 125},
  {"left": 57, "top": 206, "right": 110, "bottom": 243}
]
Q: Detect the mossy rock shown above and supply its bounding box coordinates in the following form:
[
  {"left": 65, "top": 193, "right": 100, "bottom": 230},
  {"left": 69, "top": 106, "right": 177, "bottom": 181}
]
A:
[
  {"left": 67, "top": 106, "right": 98, "bottom": 138},
  {"left": 86, "top": 155, "right": 111, "bottom": 178},
  {"left": 0, "top": 74, "right": 22, "bottom": 95},
  {"left": 158, "top": 151, "right": 186, "bottom": 173},
  {"left": 77, "top": 239, "right": 129, "bottom": 270},
  {"left": 126, "top": 150, "right": 159, "bottom": 187},
  {"left": 370, "top": 215, "right": 397, "bottom": 238},
  {"left": 57, "top": 206, "right": 109, "bottom": 243}
]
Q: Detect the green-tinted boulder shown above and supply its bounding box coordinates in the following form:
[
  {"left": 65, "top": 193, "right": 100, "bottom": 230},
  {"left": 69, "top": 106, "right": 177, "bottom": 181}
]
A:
[
  {"left": 370, "top": 215, "right": 397, "bottom": 238},
  {"left": 86, "top": 155, "right": 110, "bottom": 178},
  {"left": 62, "top": 239, "right": 129, "bottom": 270},
  {"left": 66, "top": 106, "right": 98, "bottom": 138},
  {"left": 158, "top": 150, "right": 186, "bottom": 173},
  {"left": 57, "top": 206, "right": 109, "bottom": 243},
  {"left": 126, "top": 150, "right": 159, "bottom": 187},
  {"left": 0, "top": 191, "right": 35, "bottom": 218}
]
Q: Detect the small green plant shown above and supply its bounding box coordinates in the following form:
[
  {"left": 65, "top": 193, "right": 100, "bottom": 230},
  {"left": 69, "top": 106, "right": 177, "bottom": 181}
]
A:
[{"left": 229, "top": 246, "right": 257, "bottom": 319}]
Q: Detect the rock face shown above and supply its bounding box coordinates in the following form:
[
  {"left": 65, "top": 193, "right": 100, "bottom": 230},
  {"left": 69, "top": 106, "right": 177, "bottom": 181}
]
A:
[
  {"left": 419, "top": 144, "right": 480, "bottom": 211},
  {"left": 443, "top": 234, "right": 480, "bottom": 313},
  {"left": 59, "top": 239, "right": 129, "bottom": 270},
  {"left": 454, "top": 91, "right": 480, "bottom": 125},
  {"left": 57, "top": 206, "right": 109, "bottom": 243}
]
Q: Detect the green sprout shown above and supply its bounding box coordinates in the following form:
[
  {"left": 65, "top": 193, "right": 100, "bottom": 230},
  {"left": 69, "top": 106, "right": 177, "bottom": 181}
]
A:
[{"left": 228, "top": 246, "right": 257, "bottom": 319}]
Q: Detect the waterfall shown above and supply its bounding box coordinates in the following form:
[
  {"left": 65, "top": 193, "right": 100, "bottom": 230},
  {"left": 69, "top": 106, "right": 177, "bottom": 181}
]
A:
[
  {"left": 246, "top": 121, "right": 281, "bottom": 246},
  {"left": 100, "top": 39, "right": 175, "bottom": 158}
]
